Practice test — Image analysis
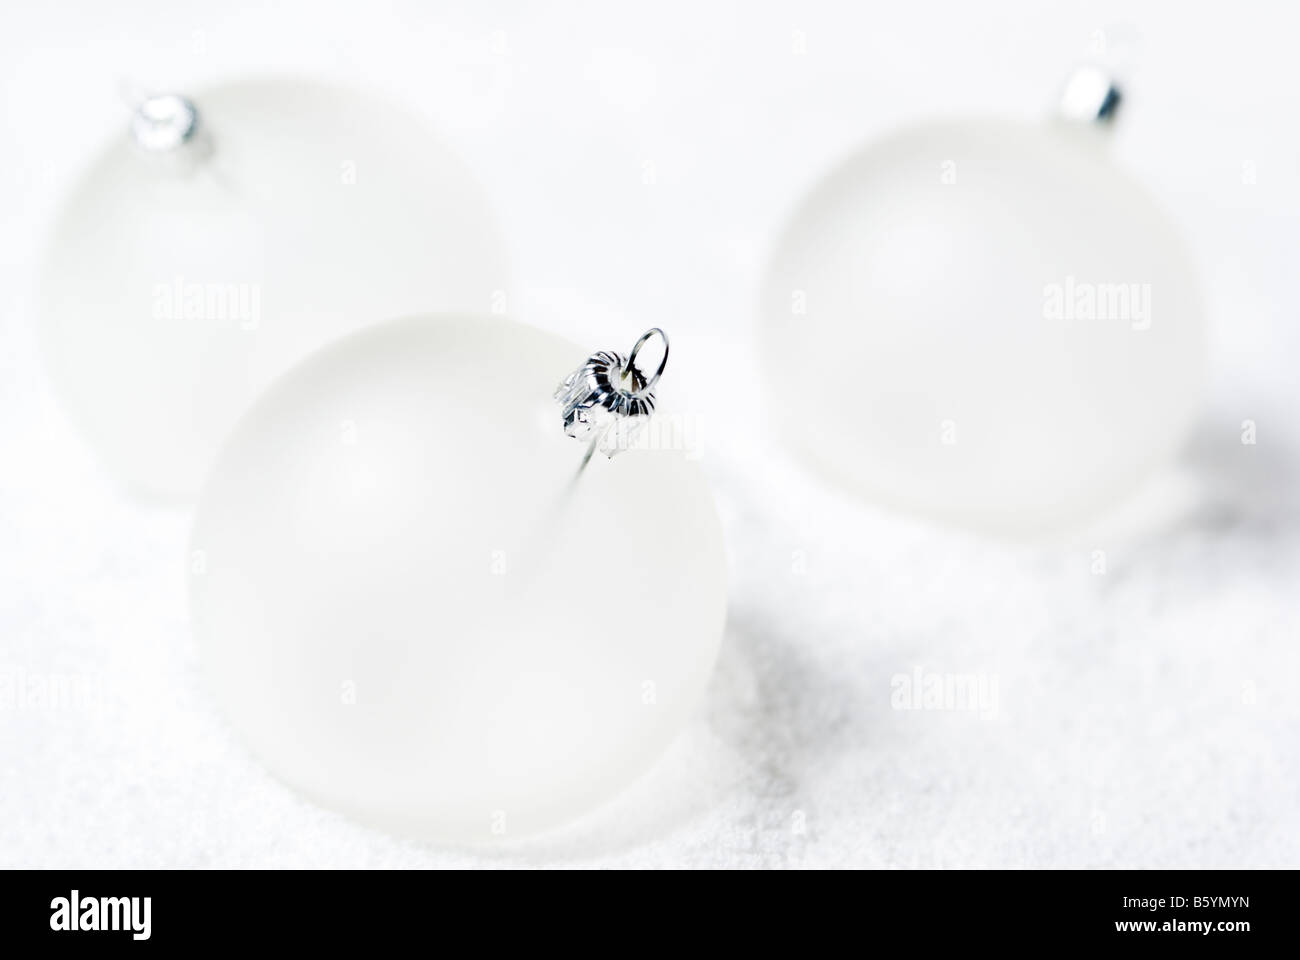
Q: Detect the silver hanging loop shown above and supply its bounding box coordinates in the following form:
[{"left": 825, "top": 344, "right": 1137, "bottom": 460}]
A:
[
  {"left": 624, "top": 327, "right": 669, "bottom": 396},
  {"left": 129, "top": 92, "right": 213, "bottom": 171},
  {"left": 1056, "top": 65, "right": 1122, "bottom": 126},
  {"left": 132, "top": 93, "right": 201, "bottom": 151},
  {"left": 555, "top": 328, "right": 669, "bottom": 465}
]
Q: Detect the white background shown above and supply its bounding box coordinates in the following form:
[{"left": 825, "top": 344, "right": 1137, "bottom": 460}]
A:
[{"left": 2, "top": 0, "right": 1298, "bottom": 866}]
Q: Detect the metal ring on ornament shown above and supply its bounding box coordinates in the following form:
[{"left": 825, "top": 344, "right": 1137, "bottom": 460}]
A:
[
  {"left": 555, "top": 328, "right": 670, "bottom": 468},
  {"left": 625, "top": 327, "right": 669, "bottom": 396},
  {"left": 131, "top": 94, "right": 200, "bottom": 151}
]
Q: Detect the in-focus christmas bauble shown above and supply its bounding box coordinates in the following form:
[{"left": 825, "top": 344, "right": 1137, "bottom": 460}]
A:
[
  {"left": 189, "top": 314, "right": 726, "bottom": 842},
  {"left": 760, "top": 113, "right": 1205, "bottom": 533},
  {"left": 39, "top": 78, "right": 506, "bottom": 499}
]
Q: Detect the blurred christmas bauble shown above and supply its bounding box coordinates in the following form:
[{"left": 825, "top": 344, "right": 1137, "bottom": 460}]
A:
[
  {"left": 760, "top": 117, "right": 1205, "bottom": 533},
  {"left": 189, "top": 314, "right": 726, "bottom": 842},
  {"left": 38, "top": 78, "right": 507, "bottom": 499}
]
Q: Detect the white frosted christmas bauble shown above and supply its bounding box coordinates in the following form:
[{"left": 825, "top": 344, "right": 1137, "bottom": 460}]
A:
[
  {"left": 760, "top": 119, "right": 1205, "bottom": 533},
  {"left": 39, "top": 78, "right": 506, "bottom": 499},
  {"left": 189, "top": 314, "right": 726, "bottom": 842}
]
